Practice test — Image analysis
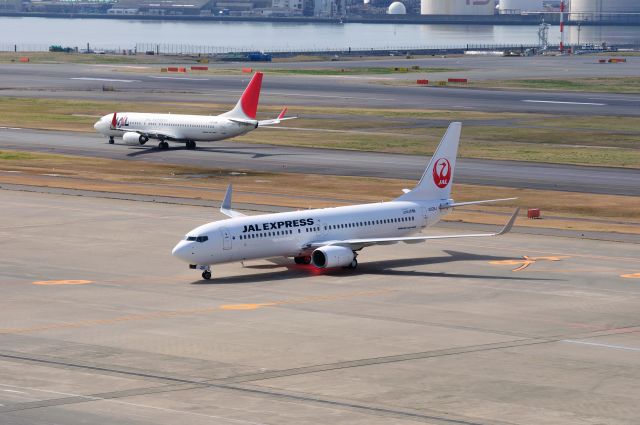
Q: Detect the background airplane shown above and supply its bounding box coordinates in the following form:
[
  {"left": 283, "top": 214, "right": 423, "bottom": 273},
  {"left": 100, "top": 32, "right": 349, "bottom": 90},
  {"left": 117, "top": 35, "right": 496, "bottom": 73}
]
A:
[
  {"left": 172, "top": 122, "right": 518, "bottom": 280},
  {"left": 93, "top": 72, "right": 295, "bottom": 149}
]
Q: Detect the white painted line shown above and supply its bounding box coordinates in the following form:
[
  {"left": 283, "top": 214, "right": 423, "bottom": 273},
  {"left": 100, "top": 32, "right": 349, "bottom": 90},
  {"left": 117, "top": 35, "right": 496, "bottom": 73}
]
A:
[
  {"left": 267, "top": 91, "right": 397, "bottom": 101},
  {"left": 70, "top": 77, "right": 140, "bottom": 83},
  {"left": 90, "top": 65, "right": 151, "bottom": 69},
  {"left": 563, "top": 340, "right": 640, "bottom": 352},
  {"left": 589, "top": 97, "right": 640, "bottom": 102},
  {"left": 2, "top": 389, "right": 27, "bottom": 394},
  {"left": 0, "top": 383, "right": 267, "bottom": 425},
  {"left": 149, "top": 76, "right": 209, "bottom": 81},
  {"left": 0, "top": 127, "right": 22, "bottom": 130},
  {"left": 522, "top": 100, "right": 606, "bottom": 106},
  {"left": 192, "top": 89, "right": 396, "bottom": 102}
]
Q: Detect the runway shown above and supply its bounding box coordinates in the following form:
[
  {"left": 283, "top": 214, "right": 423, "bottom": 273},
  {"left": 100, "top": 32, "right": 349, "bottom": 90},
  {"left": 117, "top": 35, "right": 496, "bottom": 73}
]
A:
[
  {"left": 1, "top": 127, "right": 639, "bottom": 196},
  {"left": 1, "top": 189, "right": 639, "bottom": 425},
  {"left": 1, "top": 60, "right": 640, "bottom": 116}
]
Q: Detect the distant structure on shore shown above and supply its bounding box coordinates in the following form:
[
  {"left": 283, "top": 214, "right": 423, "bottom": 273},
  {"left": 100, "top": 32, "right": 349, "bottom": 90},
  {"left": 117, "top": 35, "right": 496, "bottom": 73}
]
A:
[
  {"left": 498, "top": 0, "right": 544, "bottom": 14},
  {"left": 569, "top": 0, "right": 640, "bottom": 22},
  {"left": 387, "top": 1, "right": 406, "bottom": 14},
  {"left": 0, "top": 0, "right": 639, "bottom": 24},
  {"left": 420, "top": 0, "right": 494, "bottom": 16}
]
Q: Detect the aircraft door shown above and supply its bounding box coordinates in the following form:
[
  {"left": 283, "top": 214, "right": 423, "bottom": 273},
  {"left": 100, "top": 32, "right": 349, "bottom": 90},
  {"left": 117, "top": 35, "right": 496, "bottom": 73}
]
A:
[{"left": 221, "top": 227, "right": 232, "bottom": 250}]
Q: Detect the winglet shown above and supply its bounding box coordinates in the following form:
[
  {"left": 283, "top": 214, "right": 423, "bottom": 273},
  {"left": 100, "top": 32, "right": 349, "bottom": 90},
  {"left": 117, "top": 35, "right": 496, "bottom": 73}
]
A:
[
  {"left": 220, "top": 184, "right": 246, "bottom": 218},
  {"left": 278, "top": 107, "right": 288, "bottom": 119},
  {"left": 497, "top": 208, "right": 520, "bottom": 236},
  {"left": 110, "top": 112, "right": 117, "bottom": 129}
]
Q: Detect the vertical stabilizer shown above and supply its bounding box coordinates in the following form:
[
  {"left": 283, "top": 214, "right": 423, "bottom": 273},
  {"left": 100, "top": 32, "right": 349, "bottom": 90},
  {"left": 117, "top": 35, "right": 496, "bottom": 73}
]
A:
[
  {"left": 221, "top": 72, "right": 263, "bottom": 120},
  {"left": 397, "top": 122, "right": 461, "bottom": 202}
]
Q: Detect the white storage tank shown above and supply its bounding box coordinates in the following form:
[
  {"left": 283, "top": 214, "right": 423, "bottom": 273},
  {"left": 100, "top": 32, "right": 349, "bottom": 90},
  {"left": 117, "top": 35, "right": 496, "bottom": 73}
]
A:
[
  {"left": 570, "top": 0, "right": 640, "bottom": 21},
  {"left": 387, "top": 1, "right": 406, "bottom": 14},
  {"left": 421, "top": 0, "right": 494, "bottom": 15},
  {"left": 499, "top": 0, "right": 543, "bottom": 14}
]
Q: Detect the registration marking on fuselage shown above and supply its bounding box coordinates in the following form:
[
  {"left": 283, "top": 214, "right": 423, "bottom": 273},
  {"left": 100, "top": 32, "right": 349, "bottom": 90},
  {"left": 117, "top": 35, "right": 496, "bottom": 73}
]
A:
[{"left": 522, "top": 100, "right": 606, "bottom": 106}]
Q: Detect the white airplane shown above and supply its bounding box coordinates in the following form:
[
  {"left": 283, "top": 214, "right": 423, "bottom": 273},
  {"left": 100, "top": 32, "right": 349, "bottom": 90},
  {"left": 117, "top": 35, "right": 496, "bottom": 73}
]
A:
[
  {"left": 93, "top": 72, "right": 294, "bottom": 150},
  {"left": 172, "top": 122, "right": 519, "bottom": 280}
]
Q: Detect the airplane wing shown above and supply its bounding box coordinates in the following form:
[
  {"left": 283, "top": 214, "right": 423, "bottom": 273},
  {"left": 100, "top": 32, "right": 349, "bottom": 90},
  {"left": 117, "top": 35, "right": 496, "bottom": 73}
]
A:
[
  {"left": 220, "top": 184, "right": 246, "bottom": 218},
  {"left": 110, "top": 127, "right": 183, "bottom": 141},
  {"left": 258, "top": 107, "right": 298, "bottom": 127},
  {"left": 303, "top": 208, "right": 519, "bottom": 251}
]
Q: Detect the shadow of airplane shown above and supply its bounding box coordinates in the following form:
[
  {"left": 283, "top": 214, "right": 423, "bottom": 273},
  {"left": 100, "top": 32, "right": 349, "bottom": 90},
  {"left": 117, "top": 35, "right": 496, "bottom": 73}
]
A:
[
  {"left": 191, "top": 250, "right": 558, "bottom": 285},
  {"left": 125, "top": 144, "right": 298, "bottom": 159}
]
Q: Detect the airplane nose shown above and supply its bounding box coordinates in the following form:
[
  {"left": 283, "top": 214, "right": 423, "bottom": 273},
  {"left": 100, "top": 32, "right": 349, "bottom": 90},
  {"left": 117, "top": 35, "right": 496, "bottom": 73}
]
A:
[
  {"left": 172, "top": 241, "right": 192, "bottom": 262},
  {"left": 93, "top": 120, "right": 100, "bottom": 131}
]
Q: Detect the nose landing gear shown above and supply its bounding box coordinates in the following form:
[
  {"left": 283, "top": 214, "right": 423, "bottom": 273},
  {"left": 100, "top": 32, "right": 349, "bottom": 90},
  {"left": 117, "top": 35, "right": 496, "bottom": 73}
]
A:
[
  {"left": 202, "top": 270, "right": 211, "bottom": 280},
  {"left": 108, "top": 136, "right": 114, "bottom": 144}
]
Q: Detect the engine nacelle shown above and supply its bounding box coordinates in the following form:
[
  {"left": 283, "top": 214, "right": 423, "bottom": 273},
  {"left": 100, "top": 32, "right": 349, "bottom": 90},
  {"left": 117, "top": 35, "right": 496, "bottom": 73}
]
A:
[
  {"left": 311, "top": 246, "right": 354, "bottom": 268},
  {"left": 122, "top": 132, "right": 148, "bottom": 146}
]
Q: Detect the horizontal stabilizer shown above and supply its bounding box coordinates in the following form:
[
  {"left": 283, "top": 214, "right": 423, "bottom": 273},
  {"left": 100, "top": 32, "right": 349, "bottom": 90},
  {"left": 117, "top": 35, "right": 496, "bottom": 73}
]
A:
[
  {"left": 258, "top": 107, "right": 298, "bottom": 127},
  {"left": 228, "top": 118, "right": 259, "bottom": 126},
  {"left": 440, "top": 198, "right": 518, "bottom": 209},
  {"left": 220, "top": 184, "right": 246, "bottom": 218}
]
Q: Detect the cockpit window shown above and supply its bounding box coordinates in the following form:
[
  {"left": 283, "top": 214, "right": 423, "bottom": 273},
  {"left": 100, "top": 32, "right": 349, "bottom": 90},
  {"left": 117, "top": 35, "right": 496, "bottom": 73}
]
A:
[{"left": 185, "top": 235, "right": 208, "bottom": 242}]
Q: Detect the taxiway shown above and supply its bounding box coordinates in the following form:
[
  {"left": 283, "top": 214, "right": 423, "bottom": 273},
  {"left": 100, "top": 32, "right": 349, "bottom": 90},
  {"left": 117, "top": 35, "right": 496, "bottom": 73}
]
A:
[{"left": 1, "top": 189, "right": 639, "bottom": 425}]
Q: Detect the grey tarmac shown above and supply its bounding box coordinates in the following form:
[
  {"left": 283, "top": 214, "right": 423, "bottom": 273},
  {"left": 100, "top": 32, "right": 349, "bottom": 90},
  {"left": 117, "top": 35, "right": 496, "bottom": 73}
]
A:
[
  {"left": 1, "top": 58, "right": 640, "bottom": 116},
  {"left": 1, "top": 127, "right": 639, "bottom": 196},
  {"left": 1, "top": 189, "right": 640, "bottom": 425}
]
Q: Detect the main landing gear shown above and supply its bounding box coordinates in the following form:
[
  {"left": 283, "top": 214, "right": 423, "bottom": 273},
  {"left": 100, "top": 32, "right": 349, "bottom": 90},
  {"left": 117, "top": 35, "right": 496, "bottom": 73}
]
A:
[
  {"left": 185, "top": 141, "right": 197, "bottom": 150},
  {"left": 108, "top": 136, "right": 114, "bottom": 144},
  {"left": 158, "top": 141, "right": 169, "bottom": 149},
  {"left": 294, "top": 256, "right": 311, "bottom": 265}
]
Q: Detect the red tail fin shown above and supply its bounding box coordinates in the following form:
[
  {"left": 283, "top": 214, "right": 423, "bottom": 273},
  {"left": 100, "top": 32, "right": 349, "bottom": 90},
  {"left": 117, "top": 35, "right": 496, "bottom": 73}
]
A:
[
  {"left": 239, "top": 72, "right": 263, "bottom": 119},
  {"left": 111, "top": 112, "right": 117, "bottom": 128}
]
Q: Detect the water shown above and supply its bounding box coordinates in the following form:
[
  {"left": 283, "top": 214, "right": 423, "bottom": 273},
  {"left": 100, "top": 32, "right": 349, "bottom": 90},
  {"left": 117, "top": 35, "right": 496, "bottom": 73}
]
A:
[{"left": 0, "top": 17, "right": 639, "bottom": 52}]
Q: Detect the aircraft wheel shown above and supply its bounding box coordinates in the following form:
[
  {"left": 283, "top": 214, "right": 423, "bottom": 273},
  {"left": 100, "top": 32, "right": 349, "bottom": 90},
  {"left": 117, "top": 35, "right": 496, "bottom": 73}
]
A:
[
  {"left": 202, "top": 270, "right": 211, "bottom": 280},
  {"left": 108, "top": 137, "right": 114, "bottom": 144},
  {"left": 159, "top": 141, "right": 169, "bottom": 149},
  {"left": 186, "top": 141, "right": 196, "bottom": 150}
]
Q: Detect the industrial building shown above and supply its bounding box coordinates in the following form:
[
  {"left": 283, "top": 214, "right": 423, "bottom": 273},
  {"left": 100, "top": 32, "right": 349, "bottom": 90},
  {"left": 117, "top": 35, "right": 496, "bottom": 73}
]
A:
[
  {"left": 498, "top": 0, "right": 544, "bottom": 14},
  {"left": 420, "top": 0, "right": 494, "bottom": 16},
  {"left": 569, "top": 0, "right": 640, "bottom": 21},
  {"left": 0, "top": 0, "right": 22, "bottom": 11},
  {"left": 387, "top": 1, "right": 406, "bottom": 14}
]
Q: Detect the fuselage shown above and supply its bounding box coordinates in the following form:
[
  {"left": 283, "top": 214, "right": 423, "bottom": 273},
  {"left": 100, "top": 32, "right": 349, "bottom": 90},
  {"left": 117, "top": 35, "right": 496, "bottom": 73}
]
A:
[
  {"left": 172, "top": 200, "right": 448, "bottom": 266},
  {"left": 94, "top": 112, "right": 253, "bottom": 142}
]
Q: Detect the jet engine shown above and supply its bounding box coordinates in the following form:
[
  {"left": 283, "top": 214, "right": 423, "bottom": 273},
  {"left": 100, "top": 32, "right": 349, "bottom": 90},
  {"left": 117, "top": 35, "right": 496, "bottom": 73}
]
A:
[
  {"left": 122, "top": 132, "right": 148, "bottom": 146},
  {"left": 311, "top": 246, "right": 355, "bottom": 268}
]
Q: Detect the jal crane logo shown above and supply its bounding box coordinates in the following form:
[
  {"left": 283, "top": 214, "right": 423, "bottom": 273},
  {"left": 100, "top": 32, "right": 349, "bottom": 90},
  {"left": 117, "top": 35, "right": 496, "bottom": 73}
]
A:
[{"left": 432, "top": 158, "right": 451, "bottom": 189}]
